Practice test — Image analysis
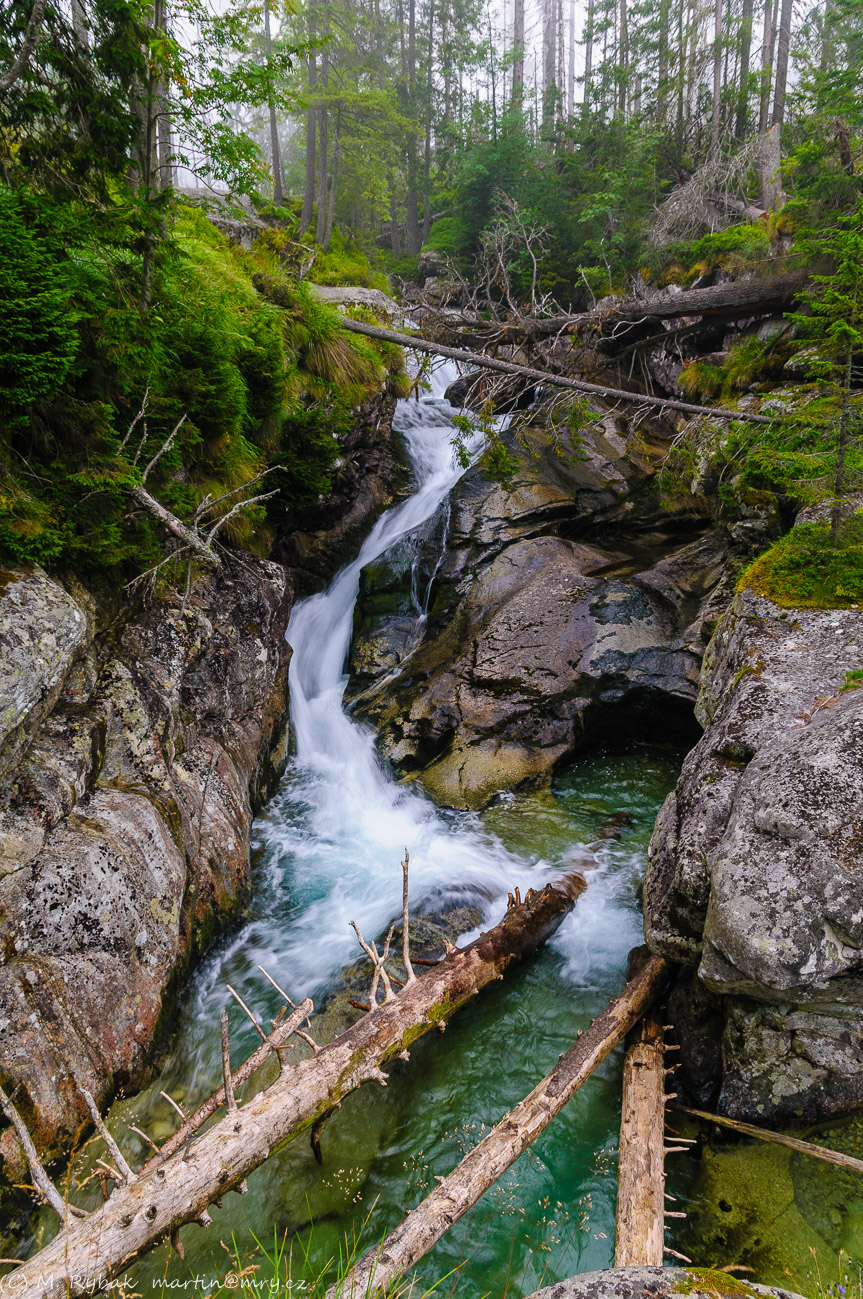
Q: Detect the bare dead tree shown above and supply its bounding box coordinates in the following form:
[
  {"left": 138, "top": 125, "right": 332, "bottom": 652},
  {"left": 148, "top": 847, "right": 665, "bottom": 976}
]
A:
[{"left": 0, "top": 0, "right": 47, "bottom": 91}]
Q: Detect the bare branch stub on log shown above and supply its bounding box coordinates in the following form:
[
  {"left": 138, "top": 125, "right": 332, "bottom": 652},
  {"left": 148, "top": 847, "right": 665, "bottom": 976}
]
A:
[
  {"left": 333, "top": 947, "right": 668, "bottom": 1299},
  {"left": 10, "top": 876, "right": 584, "bottom": 1298},
  {"left": 614, "top": 949, "right": 666, "bottom": 1267}
]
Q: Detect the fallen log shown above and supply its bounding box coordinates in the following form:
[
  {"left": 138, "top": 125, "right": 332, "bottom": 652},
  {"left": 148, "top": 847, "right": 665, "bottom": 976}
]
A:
[
  {"left": 5, "top": 876, "right": 585, "bottom": 1299},
  {"left": 418, "top": 269, "right": 808, "bottom": 348},
  {"left": 340, "top": 318, "right": 773, "bottom": 425},
  {"left": 614, "top": 952, "right": 666, "bottom": 1267},
  {"left": 332, "top": 949, "right": 668, "bottom": 1299},
  {"left": 670, "top": 1104, "right": 863, "bottom": 1176}
]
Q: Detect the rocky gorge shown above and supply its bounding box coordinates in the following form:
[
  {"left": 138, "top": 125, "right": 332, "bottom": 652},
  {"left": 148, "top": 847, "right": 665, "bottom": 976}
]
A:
[{"left": 0, "top": 301, "right": 861, "bottom": 1287}]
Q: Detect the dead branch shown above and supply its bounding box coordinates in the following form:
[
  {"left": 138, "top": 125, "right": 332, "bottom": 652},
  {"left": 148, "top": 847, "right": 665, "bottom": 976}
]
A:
[
  {"left": 0, "top": 1084, "right": 87, "bottom": 1223},
  {"left": 670, "top": 1104, "right": 863, "bottom": 1175},
  {"left": 340, "top": 319, "right": 775, "bottom": 425},
  {"left": 333, "top": 948, "right": 668, "bottom": 1299}
]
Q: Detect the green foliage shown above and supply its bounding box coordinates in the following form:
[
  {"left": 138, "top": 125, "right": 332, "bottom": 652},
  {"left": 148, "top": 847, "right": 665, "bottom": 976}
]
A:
[
  {"left": 645, "top": 225, "right": 772, "bottom": 286},
  {"left": 0, "top": 189, "right": 79, "bottom": 429},
  {"left": 0, "top": 191, "right": 400, "bottom": 582},
  {"left": 740, "top": 515, "right": 863, "bottom": 609},
  {"left": 450, "top": 406, "right": 520, "bottom": 484}
]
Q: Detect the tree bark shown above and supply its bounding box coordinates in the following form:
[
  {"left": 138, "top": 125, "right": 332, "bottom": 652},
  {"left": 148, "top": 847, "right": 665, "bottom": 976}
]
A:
[
  {"left": 512, "top": 0, "right": 525, "bottom": 102},
  {"left": 323, "top": 105, "right": 341, "bottom": 251},
  {"left": 263, "top": 0, "right": 284, "bottom": 206},
  {"left": 757, "top": 0, "right": 774, "bottom": 134},
  {"left": 582, "top": 0, "right": 594, "bottom": 116},
  {"left": 9, "top": 879, "right": 584, "bottom": 1299},
  {"left": 299, "top": 0, "right": 317, "bottom": 234},
  {"left": 614, "top": 971, "right": 666, "bottom": 1266},
  {"left": 333, "top": 951, "right": 668, "bottom": 1299},
  {"left": 735, "top": 0, "right": 753, "bottom": 137},
  {"left": 770, "top": 0, "right": 793, "bottom": 127},
  {"left": 315, "top": 19, "right": 329, "bottom": 246},
  {"left": 710, "top": 0, "right": 723, "bottom": 156}
]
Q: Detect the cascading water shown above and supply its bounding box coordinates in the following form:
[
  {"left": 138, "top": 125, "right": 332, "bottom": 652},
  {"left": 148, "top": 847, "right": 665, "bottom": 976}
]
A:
[{"left": 121, "top": 365, "right": 687, "bottom": 1296}]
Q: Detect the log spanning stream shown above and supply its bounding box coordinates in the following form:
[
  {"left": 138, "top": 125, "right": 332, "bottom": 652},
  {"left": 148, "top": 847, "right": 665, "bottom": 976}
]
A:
[{"left": 41, "top": 365, "right": 856, "bottom": 1297}]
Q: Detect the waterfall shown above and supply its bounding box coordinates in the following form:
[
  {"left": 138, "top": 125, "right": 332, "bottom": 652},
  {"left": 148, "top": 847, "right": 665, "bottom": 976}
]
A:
[{"left": 256, "top": 362, "right": 534, "bottom": 996}]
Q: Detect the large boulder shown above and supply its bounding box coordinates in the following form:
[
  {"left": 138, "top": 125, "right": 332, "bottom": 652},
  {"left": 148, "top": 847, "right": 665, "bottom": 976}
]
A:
[
  {"left": 524, "top": 1267, "right": 803, "bottom": 1299},
  {"left": 0, "top": 558, "right": 292, "bottom": 1208},
  {"left": 349, "top": 413, "right": 723, "bottom": 809},
  {"left": 644, "top": 587, "right": 863, "bottom": 1120}
]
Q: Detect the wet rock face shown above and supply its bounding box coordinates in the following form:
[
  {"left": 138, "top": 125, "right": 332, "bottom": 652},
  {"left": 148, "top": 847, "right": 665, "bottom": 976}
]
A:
[
  {"left": 524, "top": 1266, "right": 804, "bottom": 1299},
  {"left": 644, "top": 588, "right": 863, "bottom": 1120},
  {"left": 348, "top": 414, "right": 724, "bottom": 810},
  {"left": 0, "top": 558, "right": 292, "bottom": 1191}
]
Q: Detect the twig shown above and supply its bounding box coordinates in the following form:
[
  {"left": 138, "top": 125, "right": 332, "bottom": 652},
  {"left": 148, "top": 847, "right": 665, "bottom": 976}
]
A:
[
  {"left": 0, "top": 1084, "right": 87, "bottom": 1222},
  {"left": 119, "top": 387, "right": 150, "bottom": 453},
  {"left": 160, "top": 1091, "right": 188, "bottom": 1123},
  {"left": 221, "top": 1012, "right": 237, "bottom": 1115},
  {"left": 226, "top": 984, "right": 269, "bottom": 1045},
  {"left": 401, "top": 848, "right": 416, "bottom": 985},
  {"left": 141, "top": 414, "right": 188, "bottom": 483},
  {"left": 81, "top": 1090, "right": 136, "bottom": 1185}
]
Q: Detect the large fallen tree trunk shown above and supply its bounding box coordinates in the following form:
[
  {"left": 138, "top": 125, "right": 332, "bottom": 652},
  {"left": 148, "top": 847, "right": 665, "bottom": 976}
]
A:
[
  {"left": 341, "top": 319, "right": 773, "bottom": 425},
  {"left": 614, "top": 958, "right": 666, "bottom": 1267},
  {"left": 332, "top": 949, "right": 668, "bottom": 1299},
  {"left": 5, "top": 876, "right": 584, "bottom": 1299},
  {"left": 427, "top": 269, "right": 809, "bottom": 345}
]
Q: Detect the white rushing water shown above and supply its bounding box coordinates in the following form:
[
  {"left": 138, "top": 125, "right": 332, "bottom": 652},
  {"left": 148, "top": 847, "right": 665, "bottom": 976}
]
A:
[
  {"left": 182, "top": 362, "right": 643, "bottom": 1034},
  {"left": 253, "top": 362, "right": 534, "bottom": 995}
]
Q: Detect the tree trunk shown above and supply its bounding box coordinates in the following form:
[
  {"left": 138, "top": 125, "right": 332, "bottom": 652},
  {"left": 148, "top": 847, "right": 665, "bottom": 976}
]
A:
[
  {"left": 512, "top": 0, "right": 525, "bottom": 101},
  {"left": 710, "top": 0, "right": 723, "bottom": 156},
  {"left": 567, "top": 0, "right": 575, "bottom": 113},
  {"left": 263, "top": 0, "right": 284, "bottom": 206},
  {"left": 299, "top": 1, "right": 317, "bottom": 234},
  {"left": 71, "top": 0, "right": 88, "bottom": 48},
  {"left": 614, "top": 961, "right": 666, "bottom": 1266},
  {"left": 333, "top": 951, "right": 669, "bottom": 1299},
  {"left": 323, "top": 106, "right": 341, "bottom": 251},
  {"left": 617, "top": 0, "right": 628, "bottom": 117},
  {"left": 339, "top": 318, "right": 777, "bottom": 424},
  {"left": 757, "top": 0, "right": 774, "bottom": 134},
  {"left": 831, "top": 342, "right": 854, "bottom": 545},
  {"left": 770, "top": 0, "right": 793, "bottom": 126},
  {"left": 582, "top": 0, "right": 594, "bottom": 116},
  {"left": 315, "top": 16, "right": 329, "bottom": 246},
  {"left": 671, "top": 1105, "right": 863, "bottom": 1175},
  {"left": 735, "top": 0, "right": 753, "bottom": 137},
  {"left": 657, "top": 0, "right": 669, "bottom": 122},
  {"left": 404, "top": 0, "right": 421, "bottom": 253},
  {"left": 9, "top": 881, "right": 585, "bottom": 1299},
  {"left": 422, "top": 0, "right": 434, "bottom": 244}
]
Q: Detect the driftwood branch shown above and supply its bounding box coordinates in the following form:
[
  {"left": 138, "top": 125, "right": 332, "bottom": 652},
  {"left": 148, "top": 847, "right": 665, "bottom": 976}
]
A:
[
  {"left": 11, "top": 878, "right": 584, "bottom": 1297},
  {"left": 614, "top": 952, "right": 666, "bottom": 1266},
  {"left": 334, "top": 948, "right": 668, "bottom": 1299},
  {"left": 670, "top": 1104, "right": 863, "bottom": 1176},
  {"left": 340, "top": 319, "right": 774, "bottom": 425}
]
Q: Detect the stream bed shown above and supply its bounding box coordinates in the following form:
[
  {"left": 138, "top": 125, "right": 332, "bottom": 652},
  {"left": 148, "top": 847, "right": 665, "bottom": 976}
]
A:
[{"left": 27, "top": 366, "right": 860, "bottom": 1297}]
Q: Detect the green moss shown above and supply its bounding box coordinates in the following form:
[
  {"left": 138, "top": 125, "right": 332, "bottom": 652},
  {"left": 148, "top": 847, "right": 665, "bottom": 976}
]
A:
[
  {"left": 674, "top": 1269, "right": 762, "bottom": 1297},
  {"left": 740, "top": 516, "right": 863, "bottom": 609}
]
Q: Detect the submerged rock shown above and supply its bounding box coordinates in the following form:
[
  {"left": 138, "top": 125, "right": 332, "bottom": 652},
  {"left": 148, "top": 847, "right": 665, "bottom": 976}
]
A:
[
  {"left": 644, "top": 587, "right": 863, "bottom": 1120},
  {"left": 0, "top": 558, "right": 292, "bottom": 1203},
  {"left": 524, "top": 1266, "right": 804, "bottom": 1299}
]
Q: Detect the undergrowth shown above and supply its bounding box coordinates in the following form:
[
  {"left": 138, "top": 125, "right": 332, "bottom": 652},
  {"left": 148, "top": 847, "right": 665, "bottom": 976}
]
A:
[
  {"left": 0, "top": 192, "right": 406, "bottom": 585},
  {"left": 740, "top": 515, "right": 863, "bottom": 608}
]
